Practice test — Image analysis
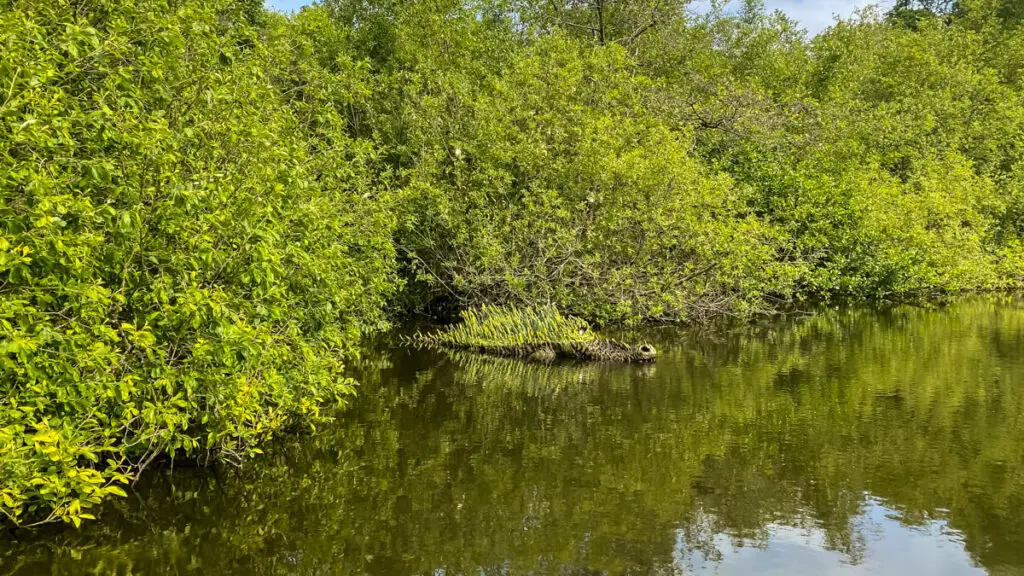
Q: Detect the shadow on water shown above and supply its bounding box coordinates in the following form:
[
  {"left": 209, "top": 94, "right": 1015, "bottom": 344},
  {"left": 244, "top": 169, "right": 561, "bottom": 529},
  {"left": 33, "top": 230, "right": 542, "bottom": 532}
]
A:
[{"left": 2, "top": 297, "right": 1024, "bottom": 575}]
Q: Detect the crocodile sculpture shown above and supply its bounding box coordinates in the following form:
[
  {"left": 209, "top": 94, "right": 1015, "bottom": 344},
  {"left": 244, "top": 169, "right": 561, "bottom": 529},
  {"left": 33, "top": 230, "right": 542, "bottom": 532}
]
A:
[{"left": 406, "top": 305, "right": 657, "bottom": 363}]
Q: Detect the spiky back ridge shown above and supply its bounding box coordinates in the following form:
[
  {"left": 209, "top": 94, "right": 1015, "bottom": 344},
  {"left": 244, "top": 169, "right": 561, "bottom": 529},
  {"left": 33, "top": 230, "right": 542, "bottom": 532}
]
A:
[
  {"left": 406, "top": 305, "right": 656, "bottom": 362},
  {"left": 409, "top": 305, "right": 595, "bottom": 356}
]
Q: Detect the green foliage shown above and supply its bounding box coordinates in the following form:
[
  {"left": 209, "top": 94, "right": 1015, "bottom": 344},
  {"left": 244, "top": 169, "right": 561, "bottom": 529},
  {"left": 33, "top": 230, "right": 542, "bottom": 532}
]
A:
[
  {"left": 411, "top": 305, "right": 595, "bottom": 349},
  {"left": 0, "top": 0, "right": 395, "bottom": 527},
  {"left": 389, "top": 31, "right": 794, "bottom": 323},
  {"left": 633, "top": 1, "right": 1024, "bottom": 298},
  {"left": 887, "top": 0, "right": 1024, "bottom": 29},
  {"left": 368, "top": 0, "right": 1024, "bottom": 319}
]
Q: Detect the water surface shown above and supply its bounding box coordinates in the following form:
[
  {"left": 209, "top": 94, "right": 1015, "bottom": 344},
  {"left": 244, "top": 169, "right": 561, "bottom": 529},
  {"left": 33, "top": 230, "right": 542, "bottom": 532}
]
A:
[{"left": 3, "top": 299, "right": 1024, "bottom": 574}]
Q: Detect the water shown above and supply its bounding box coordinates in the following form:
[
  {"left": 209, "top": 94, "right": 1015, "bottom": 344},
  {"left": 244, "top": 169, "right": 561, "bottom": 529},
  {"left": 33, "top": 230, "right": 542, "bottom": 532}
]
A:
[{"left": 3, "top": 299, "right": 1024, "bottom": 575}]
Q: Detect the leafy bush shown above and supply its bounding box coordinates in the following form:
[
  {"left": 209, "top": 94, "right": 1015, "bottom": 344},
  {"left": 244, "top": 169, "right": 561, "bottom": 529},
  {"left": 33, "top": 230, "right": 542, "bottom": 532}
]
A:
[
  {"left": 390, "top": 34, "right": 797, "bottom": 323},
  {"left": 636, "top": 4, "right": 1024, "bottom": 298},
  {"left": 0, "top": 0, "right": 394, "bottom": 527}
]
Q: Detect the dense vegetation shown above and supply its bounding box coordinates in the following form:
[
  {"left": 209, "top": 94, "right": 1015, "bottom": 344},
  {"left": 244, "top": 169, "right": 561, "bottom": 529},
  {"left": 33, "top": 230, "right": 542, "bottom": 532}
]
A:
[{"left": 1, "top": 0, "right": 1023, "bottom": 526}]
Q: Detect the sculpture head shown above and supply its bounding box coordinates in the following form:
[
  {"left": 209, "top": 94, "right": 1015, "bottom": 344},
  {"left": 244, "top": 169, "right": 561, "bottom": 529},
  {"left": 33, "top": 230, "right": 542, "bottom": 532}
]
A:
[
  {"left": 632, "top": 343, "right": 657, "bottom": 362},
  {"left": 528, "top": 346, "right": 558, "bottom": 363}
]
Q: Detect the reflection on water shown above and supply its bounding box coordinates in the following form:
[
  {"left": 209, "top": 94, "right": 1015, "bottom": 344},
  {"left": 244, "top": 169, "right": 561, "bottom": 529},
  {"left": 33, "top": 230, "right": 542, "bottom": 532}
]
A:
[
  {"left": 2, "top": 298, "right": 1024, "bottom": 575},
  {"left": 677, "top": 499, "right": 985, "bottom": 575}
]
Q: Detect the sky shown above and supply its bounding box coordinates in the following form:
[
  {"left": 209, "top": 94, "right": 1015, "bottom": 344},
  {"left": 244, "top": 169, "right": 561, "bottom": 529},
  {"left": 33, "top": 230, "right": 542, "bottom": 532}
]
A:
[
  {"left": 265, "top": 0, "right": 896, "bottom": 36},
  {"left": 693, "top": 0, "right": 896, "bottom": 34}
]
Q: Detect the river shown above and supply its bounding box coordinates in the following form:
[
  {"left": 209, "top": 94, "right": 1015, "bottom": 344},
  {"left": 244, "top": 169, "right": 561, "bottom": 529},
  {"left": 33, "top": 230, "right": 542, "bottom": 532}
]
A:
[{"left": 2, "top": 298, "right": 1023, "bottom": 574}]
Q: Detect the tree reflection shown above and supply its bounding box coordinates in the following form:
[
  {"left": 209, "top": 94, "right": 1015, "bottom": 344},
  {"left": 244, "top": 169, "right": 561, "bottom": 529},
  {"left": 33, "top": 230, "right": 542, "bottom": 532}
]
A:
[{"left": 2, "top": 298, "right": 1023, "bottom": 575}]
